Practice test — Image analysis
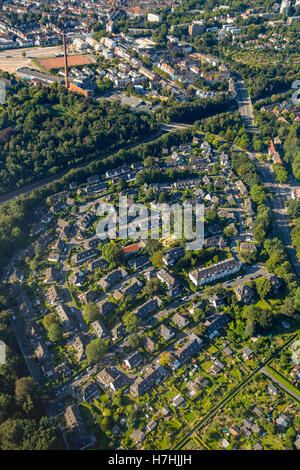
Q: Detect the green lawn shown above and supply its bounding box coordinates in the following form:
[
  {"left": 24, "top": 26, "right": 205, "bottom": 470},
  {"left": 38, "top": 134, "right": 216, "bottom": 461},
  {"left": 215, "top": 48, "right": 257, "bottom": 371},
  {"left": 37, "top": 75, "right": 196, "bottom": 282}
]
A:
[{"left": 201, "top": 360, "right": 213, "bottom": 372}]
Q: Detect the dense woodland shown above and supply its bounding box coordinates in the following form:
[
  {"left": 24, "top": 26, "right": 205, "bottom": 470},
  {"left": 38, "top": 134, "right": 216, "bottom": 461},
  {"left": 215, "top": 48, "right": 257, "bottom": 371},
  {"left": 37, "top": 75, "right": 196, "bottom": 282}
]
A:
[
  {"left": 0, "top": 79, "right": 237, "bottom": 197},
  {"left": 155, "top": 94, "right": 235, "bottom": 123},
  {"left": 0, "top": 82, "right": 155, "bottom": 195}
]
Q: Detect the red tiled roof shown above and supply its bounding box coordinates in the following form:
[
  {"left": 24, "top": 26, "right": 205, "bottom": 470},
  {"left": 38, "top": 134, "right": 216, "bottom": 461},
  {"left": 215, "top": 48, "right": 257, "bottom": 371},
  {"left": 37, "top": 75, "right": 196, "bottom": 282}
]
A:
[
  {"left": 122, "top": 243, "right": 140, "bottom": 255},
  {"left": 269, "top": 140, "right": 276, "bottom": 154}
]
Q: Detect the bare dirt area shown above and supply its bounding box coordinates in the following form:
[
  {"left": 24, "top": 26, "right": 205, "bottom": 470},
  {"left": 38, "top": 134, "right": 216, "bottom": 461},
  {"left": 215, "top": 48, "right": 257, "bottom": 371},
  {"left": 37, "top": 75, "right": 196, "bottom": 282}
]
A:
[
  {"left": 0, "top": 45, "right": 65, "bottom": 73},
  {"left": 38, "top": 54, "right": 92, "bottom": 70}
]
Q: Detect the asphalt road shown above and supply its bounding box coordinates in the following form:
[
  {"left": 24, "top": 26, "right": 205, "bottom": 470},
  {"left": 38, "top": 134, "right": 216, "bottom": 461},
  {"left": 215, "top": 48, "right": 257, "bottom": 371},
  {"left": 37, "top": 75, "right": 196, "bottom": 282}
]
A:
[
  {"left": 234, "top": 78, "right": 258, "bottom": 133},
  {"left": 247, "top": 154, "right": 300, "bottom": 278}
]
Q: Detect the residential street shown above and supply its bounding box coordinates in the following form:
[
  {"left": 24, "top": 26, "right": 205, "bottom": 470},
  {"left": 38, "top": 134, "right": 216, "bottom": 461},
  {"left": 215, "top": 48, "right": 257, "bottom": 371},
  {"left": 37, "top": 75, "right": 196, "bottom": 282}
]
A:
[
  {"left": 246, "top": 153, "right": 300, "bottom": 278},
  {"left": 234, "top": 78, "right": 258, "bottom": 133}
]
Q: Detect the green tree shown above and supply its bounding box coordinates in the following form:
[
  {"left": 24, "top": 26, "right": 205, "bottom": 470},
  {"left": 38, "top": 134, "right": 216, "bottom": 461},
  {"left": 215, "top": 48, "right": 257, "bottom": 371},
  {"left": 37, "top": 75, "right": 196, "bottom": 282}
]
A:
[
  {"left": 223, "top": 225, "right": 235, "bottom": 238},
  {"left": 245, "top": 320, "right": 255, "bottom": 338},
  {"left": 127, "top": 333, "right": 140, "bottom": 350},
  {"left": 285, "top": 427, "right": 296, "bottom": 448},
  {"left": 256, "top": 278, "right": 271, "bottom": 299},
  {"left": 15, "top": 377, "right": 39, "bottom": 408},
  {"left": 192, "top": 308, "right": 205, "bottom": 323},
  {"left": 280, "top": 297, "right": 295, "bottom": 317},
  {"left": 123, "top": 312, "right": 140, "bottom": 333},
  {"left": 47, "top": 322, "right": 63, "bottom": 343},
  {"left": 83, "top": 302, "right": 100, "bottom": 325},
  {"left": 102, "top": 243, "right": 123, "bottom": 266},
  {"left": 151, "top": 251, "right": 163, "bottom": 269},
  {"left": 195, "top": 323, "right": 206, "bottom": 336},
  {"left": 250, "top": 185, "right": 266, "bottom": 205},
  {"left": 86, "top": 339, "right": 108, "bottom": 365},
  {"left": 145, "top": 239, "right": 162, "bottom": 255},
  {"left": 160, "top": 352, "right": 172, "bottom": 367},
  {"left": 42, "top": 313, "right": 57, "bottom": 331},
  {"left": 144, "top": 278, "right": 162, "bottom": 297},
  {"left": 206, "top": 209, "right": 218, "bottom": 224},
  {"left": 143, "top": 156, "right": 155, "bottom": 168}
]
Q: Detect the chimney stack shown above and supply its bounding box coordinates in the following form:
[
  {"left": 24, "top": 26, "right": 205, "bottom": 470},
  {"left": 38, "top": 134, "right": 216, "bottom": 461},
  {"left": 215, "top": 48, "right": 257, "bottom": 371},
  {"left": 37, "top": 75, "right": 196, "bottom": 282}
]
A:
[{"left": 63, "top": 33, "right": 69, "bottom": 89}]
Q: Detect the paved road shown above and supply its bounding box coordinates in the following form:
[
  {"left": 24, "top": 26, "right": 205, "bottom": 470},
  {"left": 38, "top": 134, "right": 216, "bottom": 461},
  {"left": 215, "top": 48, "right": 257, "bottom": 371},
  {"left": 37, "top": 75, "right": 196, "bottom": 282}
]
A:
[
  {"left": 173, "top": 334, "right": 298, "bottom": 449},
  {"left": 234, "top": 78, "right": 258, "bottom": 133},
  {"left": 229, "top": 78, "right": 300, "bottom": 276},
  {"left": 246, "top": 153, "right": 300, "bottom": 278}
]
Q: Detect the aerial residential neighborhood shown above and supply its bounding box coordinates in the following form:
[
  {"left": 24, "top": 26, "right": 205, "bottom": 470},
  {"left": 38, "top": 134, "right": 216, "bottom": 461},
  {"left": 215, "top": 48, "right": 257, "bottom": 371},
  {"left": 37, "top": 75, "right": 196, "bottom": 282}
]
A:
[{"left": 0, "top": 0, "right": 299, "bottom": 457}]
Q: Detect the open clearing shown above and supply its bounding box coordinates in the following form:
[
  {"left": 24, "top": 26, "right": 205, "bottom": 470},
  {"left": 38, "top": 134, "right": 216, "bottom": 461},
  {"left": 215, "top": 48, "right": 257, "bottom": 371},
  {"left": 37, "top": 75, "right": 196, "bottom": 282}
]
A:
[
  {"left": 38, "top": 54, "right": 92, "bottom": 70},
  {"left": 0, "top": 46, "right": 94, "bottom": 73},
  {"left": 0, "top": 45, "right": 65, "bottom": 73}
]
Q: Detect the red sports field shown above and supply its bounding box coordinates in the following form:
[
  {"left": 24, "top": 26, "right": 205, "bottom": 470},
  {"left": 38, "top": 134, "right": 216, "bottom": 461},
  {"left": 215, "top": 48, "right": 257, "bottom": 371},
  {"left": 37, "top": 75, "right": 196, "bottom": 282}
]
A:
[{"left": 38, "top": 54, "right": 92, "bottom": 70}]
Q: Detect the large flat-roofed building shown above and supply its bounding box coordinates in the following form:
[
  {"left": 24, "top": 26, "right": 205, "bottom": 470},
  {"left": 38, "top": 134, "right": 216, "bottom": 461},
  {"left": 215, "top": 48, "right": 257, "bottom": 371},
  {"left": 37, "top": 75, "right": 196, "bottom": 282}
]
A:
[
  {"left": 188, "top": 20, "right": 206, "bottom": 37},
  {"left": 16, "top": 67, "right": 64, "bottom": 86}
]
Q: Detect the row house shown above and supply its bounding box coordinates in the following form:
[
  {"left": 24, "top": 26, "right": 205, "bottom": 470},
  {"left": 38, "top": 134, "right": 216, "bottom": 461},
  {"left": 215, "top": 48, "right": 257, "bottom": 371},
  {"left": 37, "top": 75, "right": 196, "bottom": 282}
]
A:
[
  {"left": 233, "top": 284, "right": 255, "bottom": 304},
  {"left": 79, "top": 290, "right": 96, "bottom": 305},
  {"left": 127, "top": 254, "right": 149, "bottom": 270},
  {"left": 72, "top": 335, "right": 87, "bottom": 362},
  {"left": 98, "top": 268, "right": 127, "bottom": 290},
  {"left": 47, "top": 285, "right": 63, "bottom": 306},
  {"left": 98, "top": 300, "right": 115, "bottom": 316},
  {"left": 175, "top": 336, "right": 202, "bottom": 364},
  {"left": 88, "top": 258, "right": 108, "bottom": 272},
  {"left": 189, "top": 258, "right": 241, "bottom": 287},
  {"left": 44, "top": 266, "right": 58, "bottom": 284},
  {"left": 56, "top": 303, "right": 74, "bottom": 331},
  {"left": 91, "top": 320, "right": 109, "bottom": 339},
  {"left": 134, "top": 298, "right": 159, "bottom": 320},
  {"left": 111, "top": 323, "right": 126, "bottom": 341},
  {"left": 236, "top": 180, "right": 248, "bottom": 197},
  {"left": 203, "top": 236, "right": 227, "bottom": 249},
  {"left": 160, "top": 324, "right": 175, "bottom": 341},
  {"left": 124, "top": 351, "right": 143, "bottom": 370},
  {"left": 78, "top": 213, "right": 95, "bottom": 230},
  {"left": 162, "top": 247, "right": 184, "bottom": 268},
  {"left": 157, "top": 269, "right": 178, "bottom": 289},
  {"left": 97, "top": 367, "right": 127, "bottom": 392},
  {"left": 73, "top": 248, "right": 98, "bottom": 265},
  {"left": 130, "top": 365, "right": 167, "bottom": 398},
  {"left": 65, "top": 405, "right": 92, "bottom": 450}
]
